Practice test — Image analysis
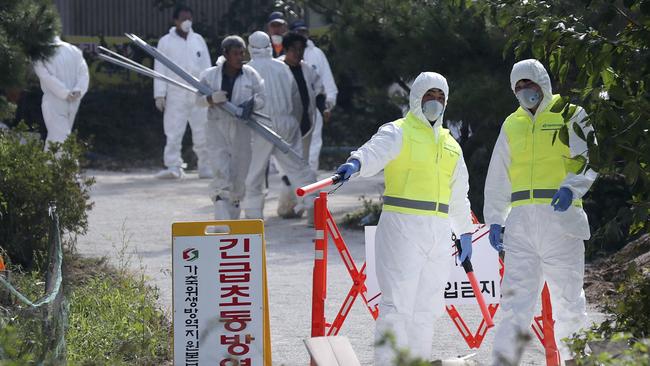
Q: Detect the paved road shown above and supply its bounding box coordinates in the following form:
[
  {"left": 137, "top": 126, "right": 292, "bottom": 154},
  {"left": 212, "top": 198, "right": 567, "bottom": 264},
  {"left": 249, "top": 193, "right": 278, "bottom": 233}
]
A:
[{"left": 77, "top": 169, "right": 605, "bottom": 365}]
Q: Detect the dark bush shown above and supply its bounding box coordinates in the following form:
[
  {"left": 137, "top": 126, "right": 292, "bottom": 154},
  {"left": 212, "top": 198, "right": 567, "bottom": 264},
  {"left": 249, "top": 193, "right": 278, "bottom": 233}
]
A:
[{"left": 0, "top": 125, "right": 93, "bottom": 268}]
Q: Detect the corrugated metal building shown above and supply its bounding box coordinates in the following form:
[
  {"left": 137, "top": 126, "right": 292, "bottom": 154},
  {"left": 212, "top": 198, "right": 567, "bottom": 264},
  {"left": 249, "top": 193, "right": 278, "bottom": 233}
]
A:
[{"left": 53, "top": 0, "right": 270, "bottom": 37}]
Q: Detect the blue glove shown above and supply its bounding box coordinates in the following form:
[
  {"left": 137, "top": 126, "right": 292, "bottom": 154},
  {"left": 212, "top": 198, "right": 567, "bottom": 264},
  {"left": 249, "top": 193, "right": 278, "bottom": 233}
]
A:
[
  {"left": 489, "top": 224, "right": 504, "bottom": 252},
  {"left": 237, "top": 98, "right": 255, "bottom": 120},
  {"left": 458, "top": 233, "right": 473, "bottom": 263},
  {"left": 335, "top": 159, "right": 361, "bottom": 182},
  {"left": 551, "top": 187, "right": 573, "bottom": 212}
]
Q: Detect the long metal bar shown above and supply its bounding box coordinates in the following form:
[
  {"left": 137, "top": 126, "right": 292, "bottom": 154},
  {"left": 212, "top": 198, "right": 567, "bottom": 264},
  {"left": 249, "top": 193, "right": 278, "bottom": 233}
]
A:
[
  {"left": 99, "top": 48, "right": 272, "bottom": 123},
  {"left": 97, "top": 53, "right": 198, "bottom": 94},
  {"left": 124, "top": 33, "right": 302, "bottom": 161},
  {"left": 98, "top": 46, "right": 156, "bottom": 75}
]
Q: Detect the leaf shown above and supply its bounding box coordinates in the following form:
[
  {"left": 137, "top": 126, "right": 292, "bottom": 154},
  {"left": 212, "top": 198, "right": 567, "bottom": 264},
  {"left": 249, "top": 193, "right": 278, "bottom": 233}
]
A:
[
  {"left": 550, "top": 96, "right": 569, "bottom": 113},
  {"left": 600, "top": 67, "right": 616, "bottom": 88},
  {"left": 559, "top": 125, "right": 570, "bottom": 146},
  {"left": 573, "top": 121, "right": 586, "bottom": 141},
  {"left": 559, "top": 63, "right": 569, "bottom": 84}
]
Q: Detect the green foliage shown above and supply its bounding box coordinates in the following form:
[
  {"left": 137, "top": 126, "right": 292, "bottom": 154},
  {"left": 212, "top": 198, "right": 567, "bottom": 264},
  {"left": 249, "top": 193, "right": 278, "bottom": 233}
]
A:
[
  {"left": 0, "top": 255, "right": 172, "bottom": 365},
  {"left": 66, "top": 264, "right": 171, "bottom": 365},
  {"left": 568, "top": 264, "right": 650, "bottom": 364},
  {"left": 0, "top": 125, "right": 94, "bottom": 268},
  {"left": 341, "top": 195, "right": 383, "bottom": 228},
  {"left": 488, "top": 0, "right": 650, "bottom": 236},
  {"left": 0, "top": 0, "right": 60, "bottom": 118}
]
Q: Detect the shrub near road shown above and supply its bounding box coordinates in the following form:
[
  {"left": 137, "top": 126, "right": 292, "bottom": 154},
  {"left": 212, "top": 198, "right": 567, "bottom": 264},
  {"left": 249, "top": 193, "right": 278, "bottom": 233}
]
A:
[{"left": 0, "top": 128, "right": 171, "bottom": 364}]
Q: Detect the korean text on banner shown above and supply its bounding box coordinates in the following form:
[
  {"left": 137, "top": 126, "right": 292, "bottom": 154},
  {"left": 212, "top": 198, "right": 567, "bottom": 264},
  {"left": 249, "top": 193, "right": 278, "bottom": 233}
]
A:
[{"left": 172, "top": 220, "right": 271, "bottom": 366}]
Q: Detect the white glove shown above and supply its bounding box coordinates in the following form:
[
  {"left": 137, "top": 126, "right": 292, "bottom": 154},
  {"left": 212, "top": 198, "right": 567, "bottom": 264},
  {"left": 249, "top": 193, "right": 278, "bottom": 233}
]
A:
[
  {"left": 209, "top": 90, "right": 228, "bottom": 105},
  {"left": 66, "top": 91, "right": 81, "bottom": 102},
  {"left": 155, "top": 97, "right": 166, "bottom": 112}
]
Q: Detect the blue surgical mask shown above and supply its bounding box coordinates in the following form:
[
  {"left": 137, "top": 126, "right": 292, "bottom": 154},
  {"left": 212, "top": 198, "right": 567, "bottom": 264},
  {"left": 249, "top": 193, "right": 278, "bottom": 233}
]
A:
[
  {"left": 516, "top": 88, "right": 542, "bottom": 109},
  {"left": 422, "top": 100, "right": 444, "bottom": 122}
]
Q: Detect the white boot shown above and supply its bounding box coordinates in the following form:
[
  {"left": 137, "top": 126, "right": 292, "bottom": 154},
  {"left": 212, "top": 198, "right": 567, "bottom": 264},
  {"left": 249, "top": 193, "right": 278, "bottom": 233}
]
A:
[
  {"left": 214, "top": 200, "right": 231, "bottom": 220},
  {"left": 155, "top": 166, "right": 184, "bottom": 179},
  {"left": 229, "top": 200, "right": 241, "bottom": 220},
  {"left": 244, "top": 208, "right": 264, "bottom": 219},
  {"left": 277, "top": 177, "right": 300, "bottom": 218},
  {"left": 197, "top": 161, "right": 214, "bottom": 179}
]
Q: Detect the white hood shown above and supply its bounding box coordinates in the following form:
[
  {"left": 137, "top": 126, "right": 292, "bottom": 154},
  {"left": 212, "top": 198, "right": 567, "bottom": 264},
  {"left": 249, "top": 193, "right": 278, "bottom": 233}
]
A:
[
  {"left": 248, "top": 31, "right": 273, "bottom": 59},
  {"left": 409, "top": 72, "right": 449, "bottom": 130},
  {"left": 510, "top": 59, "right": 554, "bottom": 114}
]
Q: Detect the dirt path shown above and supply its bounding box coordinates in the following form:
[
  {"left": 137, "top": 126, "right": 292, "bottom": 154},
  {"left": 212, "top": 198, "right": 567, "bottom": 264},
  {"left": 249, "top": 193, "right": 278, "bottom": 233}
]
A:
[{"left": 77, "top": 169, "right": 605, "bottom": 365}]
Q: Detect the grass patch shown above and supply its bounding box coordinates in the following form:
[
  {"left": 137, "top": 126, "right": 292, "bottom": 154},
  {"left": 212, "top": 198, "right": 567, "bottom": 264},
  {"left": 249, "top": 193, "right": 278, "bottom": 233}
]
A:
[{"left": 0, "top": 252, "right": 171, "bottom": 365}]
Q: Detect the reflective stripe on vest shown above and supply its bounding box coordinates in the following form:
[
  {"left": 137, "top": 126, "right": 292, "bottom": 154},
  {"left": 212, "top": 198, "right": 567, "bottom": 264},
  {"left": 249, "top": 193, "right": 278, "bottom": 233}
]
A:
[
  {"left": 383, "top": 112, "right": 461, "bottom": 216},
  {"left": 504, "top": 94, "right": 582, "bottom": 208},
  {"left": 383, "top": 196, "right": 449, "bottom": 213}
]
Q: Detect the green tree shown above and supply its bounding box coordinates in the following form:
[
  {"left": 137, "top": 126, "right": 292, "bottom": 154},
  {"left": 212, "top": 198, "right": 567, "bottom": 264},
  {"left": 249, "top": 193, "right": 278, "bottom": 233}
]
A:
[
  {"left": 0, "top": 0, "right": 60, "bottom": 120},
  {"left": 486, "top": 0, "right": 650, "bottom": 246}
]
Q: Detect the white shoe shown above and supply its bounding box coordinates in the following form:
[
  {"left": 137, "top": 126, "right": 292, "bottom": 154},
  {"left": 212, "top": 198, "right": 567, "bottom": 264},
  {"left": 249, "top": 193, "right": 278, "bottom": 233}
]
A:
[
  {"left": 154, "top": 167, "right": 184, "bottom": 179},
  {"left": 244, "top": 208, "right": 263, "bottom": 219},
  {"left": 198, "top": 164, "right": 214, "bottom": 179},
  {"left": 229, "top": 200, "right": 241, "bottom": 219},
  {"left": 277, "top": 181, "right": 300, "bottom": 218},
  {"left": 214, "top": 200, "right": 230, "bottom": 220}
]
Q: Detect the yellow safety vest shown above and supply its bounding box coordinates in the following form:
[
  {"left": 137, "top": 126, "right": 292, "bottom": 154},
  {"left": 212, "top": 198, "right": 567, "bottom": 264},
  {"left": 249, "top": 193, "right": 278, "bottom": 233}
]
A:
[
  {"left": 383, "top": 112, "right": 462, "bottom": 216},
  {"left": 504, "top": 94, "right": 583, "bottom": 207}
]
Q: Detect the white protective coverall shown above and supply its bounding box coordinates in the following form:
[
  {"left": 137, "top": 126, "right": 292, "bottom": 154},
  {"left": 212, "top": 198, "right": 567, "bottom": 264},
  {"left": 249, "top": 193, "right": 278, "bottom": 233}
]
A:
[
  {"left": 349, "top": 73, "right": 474, "bottom": 364},
  {"left": 197, "top": 62, "right": 265, "bottom": 219},
  {"left": 304, "top": 39, "right": 338, "bottom": 170},
  {"left": 33, "top": 37, "right": 89, "bottom": 147},
  {"left": 484, "top": 59, "right": 597, "bottom": 364},
  {"left": 154, "top": 27, "right": 212, "bottom": 175},
  {"left": 242, "top": 32, "right": 317, "bottom": 218},
  {"left": 276, "top": 56, "right": 324, "bottom": 217}
]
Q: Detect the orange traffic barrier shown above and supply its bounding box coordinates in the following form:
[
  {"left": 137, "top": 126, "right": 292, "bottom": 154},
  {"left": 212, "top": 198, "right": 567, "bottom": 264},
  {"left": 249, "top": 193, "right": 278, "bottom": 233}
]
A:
[{"left": 304, "top": 183, "right": 560, "bottom": 365}]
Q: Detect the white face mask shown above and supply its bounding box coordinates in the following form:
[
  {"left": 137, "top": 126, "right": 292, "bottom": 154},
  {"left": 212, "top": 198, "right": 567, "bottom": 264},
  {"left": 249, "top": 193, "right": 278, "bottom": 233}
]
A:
[
  {"left": 180, "top": 20, "right": 192, "bottom": 33},
  {"left": 422, "top": 100, "right": 444, "bottom": 122},
  {"left": 516, "top": 88, "right": 542, "bottom": 109},
  {"left": 271, "top": 35, "right": 283, "bottom": 45}
]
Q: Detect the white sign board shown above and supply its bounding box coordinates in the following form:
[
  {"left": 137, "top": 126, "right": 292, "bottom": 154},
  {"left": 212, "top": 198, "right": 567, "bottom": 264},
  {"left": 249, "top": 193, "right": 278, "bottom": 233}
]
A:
[
  {"left": 173, "top": 231, "right": 265, "bottom": 366},
  {"left": 364, "top": 224, "right": 500, "bottom": 307}
]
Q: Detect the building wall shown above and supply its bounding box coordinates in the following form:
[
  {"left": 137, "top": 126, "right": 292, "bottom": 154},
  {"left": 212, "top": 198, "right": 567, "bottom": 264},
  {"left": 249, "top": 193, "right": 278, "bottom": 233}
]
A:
[{"left": 53, "top": 0, "right": 259, "bottom": 37}]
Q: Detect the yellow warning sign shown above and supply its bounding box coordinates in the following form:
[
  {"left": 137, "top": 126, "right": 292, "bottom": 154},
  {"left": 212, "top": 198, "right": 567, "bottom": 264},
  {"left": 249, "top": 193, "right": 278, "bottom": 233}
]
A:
[{"left": 172, "top": 220, "right": 271, "bottom": 365}]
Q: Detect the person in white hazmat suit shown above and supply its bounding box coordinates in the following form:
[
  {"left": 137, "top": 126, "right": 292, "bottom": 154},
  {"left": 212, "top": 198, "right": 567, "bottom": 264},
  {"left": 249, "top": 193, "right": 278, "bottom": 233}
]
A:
[
  {"left": 242, "top": 31, "right": 317, "bottom": 219},
  {"left": 290, "top": 20, "right": 339, "bottom": 170},
  {"left": 153, "top": 5, "right": 212, "bottom": 179},
  {"left": 336, "top": 72, "right": 475, "bottom": 364},
  {"left": 276, "top": 32, "right": 324, "bottom": 219},
  {"left": 33, "top": 36, "right": 89, "bottom": 149},
  {"left": 484, "top": 59, "right": 597, "bottom": 365},
  {"left": 197, "top": 36, "right": 265, "bottom": 220}
]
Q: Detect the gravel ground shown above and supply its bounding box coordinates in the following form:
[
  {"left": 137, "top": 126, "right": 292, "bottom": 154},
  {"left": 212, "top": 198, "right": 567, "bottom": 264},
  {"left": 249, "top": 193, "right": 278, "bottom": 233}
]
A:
[{"left": 76, "top": 169, "right": 605, "bottom": 365}]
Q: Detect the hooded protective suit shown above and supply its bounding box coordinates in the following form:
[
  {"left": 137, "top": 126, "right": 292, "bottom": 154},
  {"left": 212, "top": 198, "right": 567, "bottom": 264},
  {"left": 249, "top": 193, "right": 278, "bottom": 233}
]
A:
[
  {"left": 304, "top": 39, "right": 338, "bottom": 170},
  {"left": 275, "top": 55, "right": 324, "bottom": 218},
  {"left": 484, "top": 59, "right": 597, "bottom": 364},
  {"left": 197, "top": 56, "right": 265, "bottom": 220},
  {"left": 154, "top": 27, "right": 212, "bottom": 176},
  {"left": 242, "top": 32, "right": 317, "bottom": 218},
  {"left": 33, "top": 37, "right": 89, "bottom": 148},
  {"left": 348, "top": 72, "right": 473, "bottom": 364}
]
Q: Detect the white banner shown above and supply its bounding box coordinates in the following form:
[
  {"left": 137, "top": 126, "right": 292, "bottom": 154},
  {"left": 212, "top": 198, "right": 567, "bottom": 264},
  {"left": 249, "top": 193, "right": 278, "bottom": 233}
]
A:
[
  {"left": 364, "top": 224, "right": 500, "bottom": 307},
  {"left": 173, "top": 233, "right": 265, "bottom": 365}
]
